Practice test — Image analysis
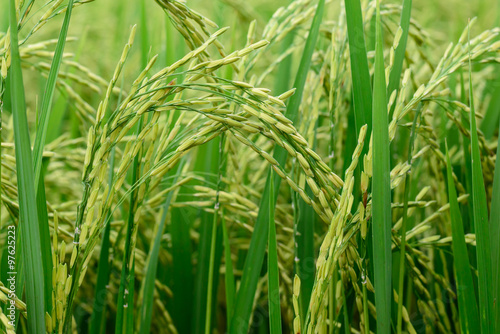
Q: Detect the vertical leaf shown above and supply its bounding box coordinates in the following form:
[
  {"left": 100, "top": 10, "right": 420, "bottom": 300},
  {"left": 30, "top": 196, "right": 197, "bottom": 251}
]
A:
[
  {"left": 222, "top": 214, "right": 235, "bottom": 329},
  {"left": 371, "top": 1, "right": 392, "bottom": 333},
  {"left": 268, "top": 171, "right": 282, "bottom": 334},
  {"left": 396, "top": 106, "right": 420, "bottom": 334},
  {"left": 8, "top": 0, "right": 45, "bottom": 332},
  {"left": 344, "top": 0, "right": 373, "bottom": 133},
  {"left": 491, "top": 118, "right": 500, "bottom": 331},
  {"left": 445, "top": 144, "right": 480, "bottom": 334},
  {"left": 230, "top": 0, "right": 325, "bottom": 331},
  {"left": 32, "top": 0, "right": 75, "bottom": 191},
  {"left": 193, "top": 137, "right": 222, "bottom": 334},
  {"left": 88, "top": 149, "right": 116, "bottom": 334},
  {"left": 387, "top": 0, "right": 412, "bottom": 106},
  {"left": 468, "top": 34, "right": 494, "bottom": 334},
  {"left": 204, "top": 134, "right": 226, "bottom": 334}
]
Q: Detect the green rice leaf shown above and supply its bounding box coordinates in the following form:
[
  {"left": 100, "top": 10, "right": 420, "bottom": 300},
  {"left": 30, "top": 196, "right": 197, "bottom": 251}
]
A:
[
  {"left": 139, "top": 159, "right": 185, "bottom": 334},
  {"left": 396, "top": 105, "right": 420, "bottom": 334},
  {"left": 8, "top": 0, "right": 46, "bottom": 331},
  {"left": 268, "top": 171, "right": 282, "bottom": 334},
  {"left": 490, "top": 118, "right": 500, "bottom": 330},
  {"left": 445, "top": 143, "right": 480, "bottom": 334},
  {"left": 88, "top": 149, "right": 116, "bottom": 333},
  {"left": 468, "top": 34, "right": 494, "bottom": 334},
  {"left": 204, "top": 135, "right": 226, "bottom": 334},
  {"left": 387, "top": 0, "right": 412, "bottom": 115},
  {"left": 344, "top": 0, "right": 372, "bottom": 133},
  {"left": 371, "top": 1, "right": 392, "bottom": 333},
  {"left": 222, "top": 214, "right": 235, "bottom": 329},
  {"left": 36, "top": 166, "right": 53, "bottom": 313},
  {"left": 230, "top": 0, "right": 325, "bottom": 331},
  {"left": 193, "top": 137, "right": 223, "bottom": 334},
  {"left": 480, "top": 76, "right": 500, "bottom": 139},
  {"left": 116, "top": 117, "right": 144, "bottom": 334},
  {"left": 32, "top": 0, "right": 75, "bottom": 192},
  {"left": 170, "top": 207, "right": 194, "bottom": 333}
]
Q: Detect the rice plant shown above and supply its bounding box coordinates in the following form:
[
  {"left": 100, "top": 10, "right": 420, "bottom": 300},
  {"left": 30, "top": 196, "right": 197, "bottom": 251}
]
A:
[{"left": 0, "top": 0, "right": 499, "bottom": 333}]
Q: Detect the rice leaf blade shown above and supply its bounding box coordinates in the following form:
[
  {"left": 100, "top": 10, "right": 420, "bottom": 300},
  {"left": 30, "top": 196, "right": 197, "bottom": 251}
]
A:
[
  {"left": 268, "top": 171, "right": 282, "bottom": 334},
  {"left": 445, "top": 144, "right": 480, "bottom": 334},
  {"left": 344, "top": 0, "right": 372, "bottom": 133},
  {"left": 8, "top": 0, "right": 46, "bottom": 332},
  {"left": 396, "top": 105, "right": 420, "bottom": 334},
  {"left": 490, "top": 118, "right": 500, "bottom": 329},
  {"left": 139, "top": 159, "right": 185, "bottom": 334},
  {"left": 468, "top": 37, "right": 494, "bottom": 334},
  {"left": 32, "top": 0, "right": 75, "bottom": 191},
  {"left": 230, "top": 0, "right": 325, "bottom": 331},
  {"left": 222, "top": 215, "right": 235, "bottom": 328},
  {"left": 387, "top": 0, "right": 412, "bottom": 105},
  {"left": 371, "top": 1, "right": 392, "bottom": 333}
]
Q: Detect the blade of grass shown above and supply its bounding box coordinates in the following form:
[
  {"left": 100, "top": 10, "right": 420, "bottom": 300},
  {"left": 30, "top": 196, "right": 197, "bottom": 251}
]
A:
[
  {"left": 30, "top": 0, "right": 75, "bottom": 311},
  {"left": 295, "top": 122, "right": 318, "bottom": 322},
  {"left": 204, "top": 134, "right": 226, "bottom": 334},
  {"left": 139, "top": 159, "right": 186, "bottom": 334},
  {"left": 344, "top": 0, "right": 372, "bottom": 134},
  {"left": 295, "top": 185, "right": 315, "bottom": 321},
  {"left": 193, "top": 137, "right": 222, "bottom": 334},
  {"left": 387, "top": 0, "right": 412, "bottom": 111},
  {"left": 32, "top": 0, "right": 75, "bottom": 191},
  {"left": 222, "top": 213, "right": 235, "bottom": 329},
  {"left": 21, "top": 0, "right": 76, "bottom": 319},
  {"left": 467, "top": 29, "right": 494, "bottom": 334},
  {"left": 9, "top": 0, "right": 46, "bottom": 332},
  {"left": 170, "top": 208, "right": 194, "bottom": 333},
  {"left": 127, "top": 259, "right": 136, "bottom": 332},
  {"left": 371, "top": 1, "right": 392, "bottom": 333},
  {"left": 445, "top": 143, "right": 480, "bottom": 334},
  {"left": 268, "top": 171, "right": 282, "bottom": 334},
  {"left": 35, "top": 164, "right": 53, "bottom": 313},
  {"left": 459, "top": 71, "right": 475, "bottom": 234},
  {"left": 230, "top": 0, "right": 325, "bottom": 331},
  {"left": 88, "top": 148, "right": 116, "bottom": 334},
  {"left": 116, "top": 117, "right": 144, "bottom": 334},
  {"left": 490, "top": 118, "right": 500, "bottom": 330},
  {"left": 480, "top": 71, "right": 500, "bottom": 139},
  {"left": 396, "top": 105, "right": 420, "bottom": 334}
]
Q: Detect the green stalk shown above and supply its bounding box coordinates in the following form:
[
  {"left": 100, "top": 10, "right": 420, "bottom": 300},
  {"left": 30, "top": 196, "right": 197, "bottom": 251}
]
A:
[
  {"left": 139, "top": 159, "right": 186, "bottom": 334},
  {"left": 371, "top": 1, "right": 392, "bottom": 333},
  {"left": 115, "top": 117, "right": 144, "bottom": 334},
  {"left": 295, "top": 126, "right": 318, "bottom": 322},
  {"left": 344, "top": 0, "right": 372, "bottom": 134},
  {"left": 36, "top": 165, "right": 53, "bottom": 313},
  {"left": 396, "top": 106, "right": 420, "bottom": 333},
  {"left": 468, "top": 32, "right": 494, "bottom": 334},
  {"left": 32, "top": 0, "right": 75, "bottom": 191},
  {"left": 31, "top": 0, "right": 77, "bottom": 317},
  {"left": 193, "top": 137, "right": 222, "bottom": 334},
  {"left": 230, "top": 0, "right": 325, "bottom": 331},
  {"left": 268, "top": 171, "right": 282, "bottom": 334},
  {"left": 445, "top": 144, "right": 480, "bottom": 334},
  {"left": 491, "top": 117, "right": 500, "bottom": 331},
  {"left": 387, "top": 0, "right": 412, "bottom": 113},
  {"left": 480, "top": 68, "right": 500, "bottom": 139},
  {"left": 9, "top": 0, "right": 45, "bottom": 332},
  {"left": 204, "top": 134, "right": 225, "bottom": 334},
  {"left": 88, "top": 148, "right": 116, "bottom": 334},
  {"left": 222, "top": 212, "right": 235, "bottom": 329},
  {"left": 362, "top": 268, "right": 369, "bottom": 334}
]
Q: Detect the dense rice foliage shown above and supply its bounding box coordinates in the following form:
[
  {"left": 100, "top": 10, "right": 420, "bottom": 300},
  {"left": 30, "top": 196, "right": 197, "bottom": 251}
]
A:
[{"left": 0, "top": 0, "right": 499, "bottom": 333}]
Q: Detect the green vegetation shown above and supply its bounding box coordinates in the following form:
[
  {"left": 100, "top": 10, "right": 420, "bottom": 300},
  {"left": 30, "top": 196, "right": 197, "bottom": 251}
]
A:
[{"left": 0, "top": 0, "right": 499, "bottom": 333}]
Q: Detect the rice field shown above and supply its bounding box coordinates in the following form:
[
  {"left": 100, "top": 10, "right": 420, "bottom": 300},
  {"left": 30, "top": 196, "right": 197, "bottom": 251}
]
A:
[{"left": 0, "top": 0, "right": 499, "bottom": 333}]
